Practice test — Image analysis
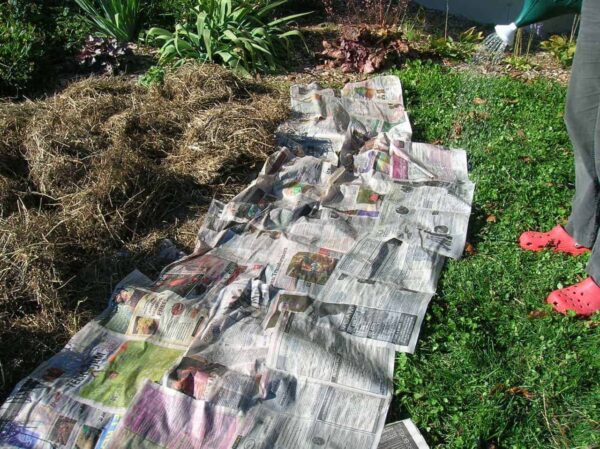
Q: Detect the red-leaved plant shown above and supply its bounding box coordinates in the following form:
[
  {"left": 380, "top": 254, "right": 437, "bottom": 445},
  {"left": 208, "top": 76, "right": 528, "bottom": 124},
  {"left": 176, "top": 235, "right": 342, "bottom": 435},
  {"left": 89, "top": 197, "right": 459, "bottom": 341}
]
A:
[{"left": 318, "top": 26, "right": 410, "bottom": 74}]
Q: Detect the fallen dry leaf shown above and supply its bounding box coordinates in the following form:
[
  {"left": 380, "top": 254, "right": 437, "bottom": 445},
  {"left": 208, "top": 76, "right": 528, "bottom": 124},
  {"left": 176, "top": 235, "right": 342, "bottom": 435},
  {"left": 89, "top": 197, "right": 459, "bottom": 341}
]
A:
[
  {"left": 452, "top": 122, "right": 463, "bottom": 137},
  {"left": 528, "top": 310, "right": 549, "bottom": 319},
  {"left": 519, "top": 155, "right": 532, "bottom": 163},
  {"left": 486, "top": 214, "right": 497, "bottom": 223},
  {"left": 464, "top": 242, "right": 476, "bottom": 255},
  {"left": 506, "top": 387, "right": 535, "bottom": 400},
  {"left": 473, "top": 97, "right": 487, "bottom": 105},
  {"left": 490, "top": 383, "right": 505, "bottom": 395}
]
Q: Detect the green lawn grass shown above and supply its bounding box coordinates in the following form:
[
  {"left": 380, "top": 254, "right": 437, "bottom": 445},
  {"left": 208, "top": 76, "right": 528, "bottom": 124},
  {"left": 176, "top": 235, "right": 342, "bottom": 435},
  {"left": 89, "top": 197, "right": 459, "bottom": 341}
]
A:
[{"left": 390, "top": 61, "right": 600, "bottom": 449}]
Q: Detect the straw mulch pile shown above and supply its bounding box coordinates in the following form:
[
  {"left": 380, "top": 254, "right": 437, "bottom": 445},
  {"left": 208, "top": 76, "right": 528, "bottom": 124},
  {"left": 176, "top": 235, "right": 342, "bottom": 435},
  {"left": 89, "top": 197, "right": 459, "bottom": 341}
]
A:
[{"left": 0, "top": 63, "right": 289, "bottom": 400}]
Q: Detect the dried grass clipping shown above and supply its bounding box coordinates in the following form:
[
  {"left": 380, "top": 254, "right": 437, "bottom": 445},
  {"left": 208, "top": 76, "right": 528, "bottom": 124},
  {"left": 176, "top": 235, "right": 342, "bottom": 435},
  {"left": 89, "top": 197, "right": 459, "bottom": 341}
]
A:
[{"left": 0, "top": 63, "right": 289, "bottom": 399}]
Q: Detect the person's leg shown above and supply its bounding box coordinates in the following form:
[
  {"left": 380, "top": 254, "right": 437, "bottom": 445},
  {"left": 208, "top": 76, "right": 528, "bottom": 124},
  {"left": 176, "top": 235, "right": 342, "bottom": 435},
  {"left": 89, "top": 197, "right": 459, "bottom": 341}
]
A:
[
  {"left": 564, "top": 0, "right": 600, "bottom": 248},
  {"left": 586, "top": 103, "right": 600, "bottom": 283},
  {"left": 545, "top": 0, "right": 600, "bottom": 316},
  {"left": 518, "top": 2, "right": 600, "bottom": 256}
]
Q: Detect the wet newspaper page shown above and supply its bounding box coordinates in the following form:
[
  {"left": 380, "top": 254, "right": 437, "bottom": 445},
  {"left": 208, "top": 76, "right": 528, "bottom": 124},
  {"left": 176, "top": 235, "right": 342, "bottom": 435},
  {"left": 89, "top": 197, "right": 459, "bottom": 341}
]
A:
[
  {"left": 267, "top": 312, "right": 395, "bottom": 396},
  {"left": 262, "top": 288, "right": 430, "bottom": 353},
  {"left": 235, "top": 373, "right": 390, "bottom": 449},
  {"left": 336, "top": 236, "right": 446, "bottom": 293},
  {"left": 378, "top": 420, "right": 430, "bottom": 449},
  {"left": 374, "top": 181, "right": 475, "bottom": 258},
  {"left": 106, "top": 380, "right": 241, "bottom": 449},
  {"left": 317, "top": 275, "right": 433, "bottom": 353},
  {"left": 0, "top": 379, "right": 113, "bottom": 449}
]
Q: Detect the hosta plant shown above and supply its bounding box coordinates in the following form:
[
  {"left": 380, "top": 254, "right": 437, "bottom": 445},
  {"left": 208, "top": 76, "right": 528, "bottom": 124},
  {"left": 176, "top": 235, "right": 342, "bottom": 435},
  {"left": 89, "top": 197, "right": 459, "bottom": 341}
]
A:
[
  {"left": 541, "top": 34, "right": 576, "bottom": 67},
  {"left": 74, "top": 0, "right": 142, "bottom": 43},
  {"left": 147, "top": 0, "right": 309, "bottom": 76},
  {"left": 428, "top": 27, "right": 484, "bottom": 61}
]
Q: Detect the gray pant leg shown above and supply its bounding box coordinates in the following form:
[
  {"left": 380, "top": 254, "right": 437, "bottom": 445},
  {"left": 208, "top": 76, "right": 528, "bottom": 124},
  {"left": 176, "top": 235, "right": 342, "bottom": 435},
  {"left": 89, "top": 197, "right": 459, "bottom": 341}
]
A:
[{"left": 564, "top": 0, "right": 600, "bottom": 251}]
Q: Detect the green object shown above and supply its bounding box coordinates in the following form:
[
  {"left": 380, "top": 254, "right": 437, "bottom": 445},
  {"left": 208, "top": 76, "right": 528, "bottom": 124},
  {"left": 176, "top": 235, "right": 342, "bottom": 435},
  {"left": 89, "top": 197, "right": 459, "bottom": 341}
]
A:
[
  {"left": 514, "top": 0, "right": 582, "bottom": 27},
  {"left": 146, "top": 0, "right": 310, "bottom": 76},
  {"left": 74, "top": 0, "right": 142, "bottom": 43}
]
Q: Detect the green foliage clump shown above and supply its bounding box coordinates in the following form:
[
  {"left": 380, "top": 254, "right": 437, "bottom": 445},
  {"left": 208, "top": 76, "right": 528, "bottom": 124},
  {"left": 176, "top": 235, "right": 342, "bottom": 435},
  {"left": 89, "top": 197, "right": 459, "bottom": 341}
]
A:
[
  {"left": 0, "top": 6, "right": 42, "bottom": 94},
  {"left": 74, "top": 0, "right": 142, "bottom": 42},
  {"left": 541, "top": 34, "right": 576, "bottom": 67},
  {"left": 503, "top": 55, "right": 534, "bottom": 72},
  {"left": 147, "top": 0, "right": 309, "bottom": 76},
  {"left": 390, "top": 60, "right": 599, "bottom": 448},
  {"left": 0, "top": 1, "right": 92, "bottom": 96},
  {"left": 138, "top": 64, "right": 167, "bottom": 86},
  {"left": 427, "top": 27, "right": 484, "bottom": 61}
]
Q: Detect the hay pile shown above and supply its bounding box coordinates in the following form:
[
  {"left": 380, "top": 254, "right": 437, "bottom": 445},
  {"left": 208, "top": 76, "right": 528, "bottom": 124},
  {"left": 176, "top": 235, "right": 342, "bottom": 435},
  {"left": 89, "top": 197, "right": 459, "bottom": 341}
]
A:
[{"left": 0, "top": 64, "right": 289, "bottom": 399}]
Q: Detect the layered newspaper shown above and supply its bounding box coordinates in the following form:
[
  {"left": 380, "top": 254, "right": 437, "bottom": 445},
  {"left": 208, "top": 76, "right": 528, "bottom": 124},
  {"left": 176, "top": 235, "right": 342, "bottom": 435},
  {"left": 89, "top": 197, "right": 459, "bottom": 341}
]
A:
[{"left": 0, "top": 75, "right": 473, "bottom": 448}]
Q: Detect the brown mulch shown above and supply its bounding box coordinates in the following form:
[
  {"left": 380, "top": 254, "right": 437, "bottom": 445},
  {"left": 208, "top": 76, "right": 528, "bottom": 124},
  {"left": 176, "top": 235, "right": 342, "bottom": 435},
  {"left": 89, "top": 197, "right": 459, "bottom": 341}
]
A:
[{"left": 0, "top": 63, "right": 289, "bottom": 400}]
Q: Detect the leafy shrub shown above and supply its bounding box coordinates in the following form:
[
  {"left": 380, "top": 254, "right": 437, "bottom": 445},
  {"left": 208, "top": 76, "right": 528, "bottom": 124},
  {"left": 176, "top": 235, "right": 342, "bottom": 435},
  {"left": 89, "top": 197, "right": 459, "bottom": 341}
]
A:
[
  {"left": 74, "top": 0, "right": 143, "bottom": 42},
  {"left": 427, "top": 27, "right": 483, "bottom": 61},
  {"left": 0, "top": 1, "right": 93, "bottom": 96},
  {"left": 541, "top": 34, "right": 576, "bottom": 67},
  {"left": 147, "top": 0, "right": 309, "bottom": 76},
  {"left": 0, "top": 5, "right": 43, "bottom": 94},
  {"left": 53, "top": 7, "right": 95, "bottom": 53}
]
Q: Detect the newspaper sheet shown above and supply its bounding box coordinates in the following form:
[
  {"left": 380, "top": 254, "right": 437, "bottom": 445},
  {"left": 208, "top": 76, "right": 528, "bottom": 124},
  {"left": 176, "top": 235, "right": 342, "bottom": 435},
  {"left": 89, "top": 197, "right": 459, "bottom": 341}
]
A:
[
  {"left": 0, "top": 380, "right": 113, "bottom": 449},
  {"left": 0, "top": 75, "right": 474, "bottom": 449},
  {"left": 373, "top": 181, "right": 475, "bottom": 258},
  {"left": 336, "top": 236, "right": 445, "bottom": 293},
  {"left": 263, "top": 288, "right": 431, "bottom": 353},
  {"left": 318, "top": 276, "right": 432, "bottom": 353},
  {"left": 106, "top": 380, "right": 240, "bottom": 449},
  {"left": 235, "top": 375, "right": 390, "bottom": 449},
  {"left": 378, "top": 420, "right": 430, "bottom": 449},
  {"left": 267, "top": 312, "right": 394, "bottom": 396}
]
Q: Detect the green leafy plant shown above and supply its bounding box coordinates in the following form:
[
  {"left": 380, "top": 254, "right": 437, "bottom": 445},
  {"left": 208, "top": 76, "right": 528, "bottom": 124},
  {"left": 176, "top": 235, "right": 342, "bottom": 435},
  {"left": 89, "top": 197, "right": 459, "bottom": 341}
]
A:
[
  {"left": 0, "top": 5, "right": 43, "bottom": 94},
  {"left": 399, "top": 19, "right": 424, "bottom": 44},
  {"left": 504, "top": 55, "right": 534, "bottom": 71},
  {"left": 428, "top": 26, "right": 484, "bottom": 61},
  {"left": 74, "top": 0, "right": 142, "bottom": 43},
  {"left": 139, "top": 64, "right": 167, "bottom": 86},
  {"left": 147, "top": 0, "right": 309, "bottom": 76},
  {"left": 541, "top": 34, "right": 576, "bottom": 67}
]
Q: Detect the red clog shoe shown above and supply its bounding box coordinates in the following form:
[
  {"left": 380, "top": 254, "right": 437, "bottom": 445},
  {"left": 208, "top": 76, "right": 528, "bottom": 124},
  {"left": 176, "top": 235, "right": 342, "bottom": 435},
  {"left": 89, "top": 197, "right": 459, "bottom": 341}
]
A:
[
  {"left": 518, "top": 225, "right": 590, "bottom": 256},
  {"left": 547, "top": 277, "right": 600, "bottom": 316}
]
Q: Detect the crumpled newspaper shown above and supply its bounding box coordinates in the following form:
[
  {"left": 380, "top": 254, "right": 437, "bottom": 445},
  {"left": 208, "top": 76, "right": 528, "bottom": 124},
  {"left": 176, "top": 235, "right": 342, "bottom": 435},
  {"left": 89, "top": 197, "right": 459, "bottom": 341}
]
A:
[{"left": 0, "top": 75, "right": 471, "bottom": 449}]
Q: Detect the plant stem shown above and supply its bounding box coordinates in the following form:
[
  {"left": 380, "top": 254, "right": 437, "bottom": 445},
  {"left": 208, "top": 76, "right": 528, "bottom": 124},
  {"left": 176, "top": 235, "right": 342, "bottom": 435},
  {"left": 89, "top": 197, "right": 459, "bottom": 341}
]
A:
[{"left": 444, "top": 0, "right": 449, "bottom": 39}]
